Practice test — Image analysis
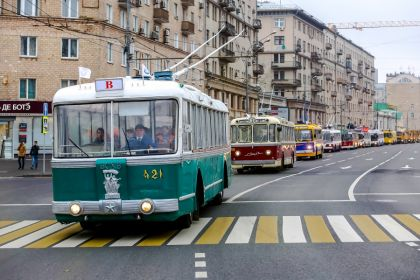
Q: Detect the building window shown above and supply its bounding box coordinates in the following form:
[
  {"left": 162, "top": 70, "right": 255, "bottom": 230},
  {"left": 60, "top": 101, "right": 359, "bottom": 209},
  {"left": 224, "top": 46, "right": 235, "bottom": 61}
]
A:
[
  {"left": 173, "top": 3, "right": 178, "bottom": 19},
  {"left": 120, "top": 10, "right": 127, "bottom": 28},
  {"left": 274, "top": 18, "right": 285, "bottom": 28},
  {"left": 174, "top": 33, "right": 179, "bottom": 48},
  {"left": 134, "top": 50, "right": 140, "bottom": 69},
  {"left": 144, "top": 53, "right": 151, "bottom": 70},
  {"left": 144, "top": 0, "right": 150, "bottom": 5},
  {"left": 182, "top": 35, "right": 188, "bottom": 51},
  {"left": 61, "top": 80, "right": 77, "bottom": 88},
  {"left": 105, "top": 4, "right": 112, "bottom": 23},
  {"left": 143, "top": 20, "right": 150, "bottom": 36},
  {"left": 121, "top": 47, "right": 127, "bottom": 67},
  {"left": 19, "top": 0, "right": 39, "bottom": 16},
  {"left": 206, "top": 1, "right": 209, "bottom": 17},
  {"left": 198, "top": 16, "right": 203, "bottom": 31},
  {"left": 61, "top": 38, "right": 78, "bottom": 58},
  {"left": 274, "top": 71, "right": 285, "bottom": 80},
  {"left": 274, "top": 36, "right": 285, "bottom": 46},
  {"left": 273, "top": 53, "right": 284, "bottom": 63},
  {"left": 133, "top": 15, "right": 139, "bottom": 32},
  {"left": 19, "top": 79, "right": 36, "bottom": 99},
  {"left": 190, "top": 41, "right": 195, "bottom": 52},
  {"left": 206, "top": 30, "right": 210, "bottom": 45},
  {"left": 62, "top": 0, "right": 78, "bottom": 18},
  {"left": 20, "top": 36, "right": 37, "bottom": 57},
  {"left": 107, "top": 43, "right": 113, "bottom": 63}
]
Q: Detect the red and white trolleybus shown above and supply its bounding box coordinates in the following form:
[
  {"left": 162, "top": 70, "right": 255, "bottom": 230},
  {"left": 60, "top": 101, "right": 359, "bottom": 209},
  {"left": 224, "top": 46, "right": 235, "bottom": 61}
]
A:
[{"left": 230, "top": 115, "right": 296, "bottom": 173}]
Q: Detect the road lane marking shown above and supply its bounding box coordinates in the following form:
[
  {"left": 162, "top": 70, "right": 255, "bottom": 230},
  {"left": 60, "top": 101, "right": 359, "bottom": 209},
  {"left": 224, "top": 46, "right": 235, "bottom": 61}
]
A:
[
  {"left": 282, "top": 216, "right": 306, "bottom": 243},
  {"left": 365, "top": 158, "right": 373, "bottom": 161},
  {"left": 195, "top": 272, "right": 208, "bottom": 279},
  {"left": 340, "top": 166, "right": 352, "bottom": 170},
  {"left": 225, "top": 216, "right": 257, "bottom": 244},
  {"left": 405, "top": 242, "right": 418, "bottom": 247},
  {"left": 26, "top": 223, "right": 82, "bottom": 248},
  {"left": 255, "top": 216, "right": 278, "bottom": 244},
  {"left": 408, "top": 157, "right": 415, "bottom": 160},
  {"left": 195, "top": 217, "right": 234, "bottom": 245},
  {"left": 195, "top": 261, "right": 206, "bottom": 268},
  {"left": 325, "top": 162, "right": 335, "bottom": 166},
  {"left": 304, "top": 216, "right": 335, "bottom": 243},
  {"left": 374, "top": 200, "right": 397, "bottom": 203},
  {"left": 109, "top": 235, "right": 146, "bottom": 247},
  {"left": 372, "top": 215, "right": 419, "bottom": 242},
  {"left": 322, "top": 159, "right": 331, "bottom": 161},
  {"left": 195, "top": 253, "right": 205, "bottom": 258},
  {"left": 0, "top": 220, "right": 55, "bottom": 246},
  {"left": 53, "top": 231, "right": 93, "bottom": 248},
  {"left": 350, "top": 215, "right": 392, "bottom": 242},
  {"left": 168, "top": 218, "right": 212, "bottom": 245},
  {"left": 228, "top": 199, "right": 351, "bottom": 203},
  {"left": 355, "top": 193, "right": 420, "bottom": 196},
  {"left": 0, "top": 220, "right": 39, "bottom": 236},
  {"left": 337, "top": 160, "right": 346, "bottom": 163},
  {"left": 79, "top": 235, "right": 116, "bottom": 248},
  {"left": 137, "top": 230, "right": 178, "bottom": 247},
  {"left": 401, "top": 165, "right": 412, "bottom": 169},
  {"left": 348, "top": 151, "right": 402, "bottom": 201},
  {"left": 226, "top": 166, "right": 323, "bottom": 202},
  {"left": 0, "top": 221, "right": 16, "bottom": 229},
  {"left": 327, "top": 216, "right": 363, "bottom": 242},
  {"left": 0, "top": 204, "right": 51, "bottom": 207},
  {"left": 1, "top": 223, "right": 70, "bottom": 248},
  {"left": 415, "top": 214, "right": 420, "bottom": 220}
]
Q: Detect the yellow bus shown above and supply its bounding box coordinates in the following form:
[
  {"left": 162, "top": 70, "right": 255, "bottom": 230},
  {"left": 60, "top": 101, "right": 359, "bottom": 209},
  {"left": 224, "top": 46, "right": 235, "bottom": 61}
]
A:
[
  {"left": 295, "top": 124, "right": 323, "bottom": 159},
  {"left": 384, "top": 130, "right": 397, "bottom": 145}
]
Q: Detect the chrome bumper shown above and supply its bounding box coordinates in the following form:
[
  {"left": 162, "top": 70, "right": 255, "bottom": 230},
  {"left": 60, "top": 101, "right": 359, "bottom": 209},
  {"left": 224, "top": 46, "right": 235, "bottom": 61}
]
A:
[{"left": 52, "top": 199, "right": 179, "bottom": 215}]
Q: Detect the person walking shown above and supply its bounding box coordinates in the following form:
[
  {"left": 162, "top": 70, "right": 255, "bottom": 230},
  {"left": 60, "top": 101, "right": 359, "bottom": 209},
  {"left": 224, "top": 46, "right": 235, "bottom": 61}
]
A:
[
  {"left": 30, "top": 141, "right": 40, "bottom": 169},
  {"left": 17, "top": 141, "right": 26, "bottom": 170}
]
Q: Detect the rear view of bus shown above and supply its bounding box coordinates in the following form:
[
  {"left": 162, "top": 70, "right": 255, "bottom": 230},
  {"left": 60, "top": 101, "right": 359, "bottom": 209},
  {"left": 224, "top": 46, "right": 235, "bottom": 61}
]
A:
[
  {"left": 231, "top": 116, "right": 295, "bottom": 173},
  {"left": 295, "top": 124, "right": 323, "bottom": 159}
]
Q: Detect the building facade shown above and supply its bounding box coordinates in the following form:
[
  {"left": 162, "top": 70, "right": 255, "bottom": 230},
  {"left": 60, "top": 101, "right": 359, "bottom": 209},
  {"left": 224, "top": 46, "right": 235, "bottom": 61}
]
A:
[
  {"left": 386, "top": 72, "right": 420, "bottom": 130},
  {"left": 0, "top": 0, "right": 259, "bottom": 157},
  {"left": 256, "top": 3, "right": 375, "bottom": 128}
]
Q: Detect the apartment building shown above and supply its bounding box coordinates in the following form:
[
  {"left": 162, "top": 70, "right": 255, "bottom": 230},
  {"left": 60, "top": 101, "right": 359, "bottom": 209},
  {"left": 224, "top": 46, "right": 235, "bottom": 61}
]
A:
[
  {"left": 257, "top": 2, "right": 375, "bottom": 128},
  {"left": 0, "top": 0, "right": 259, "bottom": 156},
  {"left": 386, "top": 72, "right": 420, "bottom": 130}
]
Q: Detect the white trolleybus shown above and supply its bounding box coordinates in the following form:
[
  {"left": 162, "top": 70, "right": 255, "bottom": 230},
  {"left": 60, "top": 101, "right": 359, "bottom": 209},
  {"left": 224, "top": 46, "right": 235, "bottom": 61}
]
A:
[
  {"left": 321, "top": 128, "right": 342, "bottom": 152},
  {"left": 51, "top": 73, "right": 232, "bottom": 229},
  {"left": 230, "top": 115, "right": 296, "bottom": 173}
]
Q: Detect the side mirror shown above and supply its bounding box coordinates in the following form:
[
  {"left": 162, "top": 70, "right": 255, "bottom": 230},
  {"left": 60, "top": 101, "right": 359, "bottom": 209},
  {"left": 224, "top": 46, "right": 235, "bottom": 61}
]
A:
[{"left": 277, "top": 126, "right": 282, "bottom": 132}]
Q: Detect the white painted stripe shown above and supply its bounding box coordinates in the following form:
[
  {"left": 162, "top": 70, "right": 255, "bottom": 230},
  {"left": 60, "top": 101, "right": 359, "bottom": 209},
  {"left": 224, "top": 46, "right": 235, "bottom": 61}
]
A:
[
  {"left": 327, "top": 216, "right": 363, "bottom": 242},
  {"left": 195, "top": 261, "right": 206, "bottom": 268},
  {"left": 0, "top": 204, "right": 51, "bottom": 207},
  {"left": 355, "top": 193, "right": 420, "bottom": 196},
  {"left": 226, "top": 166, "right": 323, "bottom": 202},
  {"left": 322, "top": 159, "right": 331, "bottom": 162},
  {"left": 229, "top": 199, "right": 351, "bottom": 203},
  {"left": 325, "top": 163, "right": 335, "bottom": 166},
  {"left": 195, "top": 253, "right": 205, "bottom": 258},
  {"left": 0, "top": 220, "right": 39, "bottom": 236},
  {"left": 405, "top": 242, "right": 418, "bottom": 247},
  {"left": 225, "top": 216, "right": 257, "bottom": 244},
  {"left": 348, "top": 151, "right": 402, "bottom": 201},
  {"left": 109, "top": 235, "right": 145, "bottom": 247},
  {"left": 168, "top": 218, "right": 212, "bottom": 245},
  {"left": 415, "top": 214, "right": 420, "bottom": 220},
  {"left": 337, "top": 160, "right": 346, "bottom": 163},
  {"left": 179, "top": 193, "right": 195, "bottom": 201},
  {"left": 195, "top": 271, "right": 207, "bottom": 278},
  {"left": 1, "top": 223, "right": 70, "bottom": 248},
  {"left": 372, "top": 215, "right": 419, "bottom": 242},
  {"left": 53, "top": 231, "right": 93, "bottom": 248},
  {"left": 282, "top": 216, "right": 306, "bottom": 243}
]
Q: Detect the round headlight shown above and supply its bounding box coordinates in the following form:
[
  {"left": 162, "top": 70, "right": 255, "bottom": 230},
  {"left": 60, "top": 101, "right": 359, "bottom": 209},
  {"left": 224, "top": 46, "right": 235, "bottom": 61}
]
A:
[
  {"left": 307, "top": 145, "right": 313, "bottom": 150},
  {"left": 235, "top": 150, "right": 241, "bottom": 157},
  {"left": 140, "top": 199, "right": 154, "bottom": 215},
  {"left": 69, "top": 203, "right": 82, "bottom": 216},
  {"left": 265, "top": 149, "right": 272, "bottom": 156}
]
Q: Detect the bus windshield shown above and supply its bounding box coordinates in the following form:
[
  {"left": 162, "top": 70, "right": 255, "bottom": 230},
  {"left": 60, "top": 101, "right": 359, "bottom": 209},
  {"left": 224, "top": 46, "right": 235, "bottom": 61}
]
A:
[
  {"left": 55, "top": 100, "right": 178, "bottom": 158},
  {"left": 384, "top": 132, "right": 392, "bottom": 138},
  {"left": 322, "top": 132, "right": 331, "bottom": 142},
  {"left": 342, "top": 133, "right": 353, "bottom": 141},
  {"left": 253, "top": 124, "right": 269, "bottom": 143},
  {"left": 295, "top": 129, "right": 312, "bottom": 141},
  {"left": 371, "top": 133, "right": 378, "bottom": 141}
]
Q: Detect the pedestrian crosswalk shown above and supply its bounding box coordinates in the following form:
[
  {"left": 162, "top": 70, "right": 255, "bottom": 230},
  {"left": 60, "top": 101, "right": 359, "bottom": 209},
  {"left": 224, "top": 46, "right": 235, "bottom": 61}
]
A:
[{"left": 0, "top": 214, "right": 418, "bottom": 249}]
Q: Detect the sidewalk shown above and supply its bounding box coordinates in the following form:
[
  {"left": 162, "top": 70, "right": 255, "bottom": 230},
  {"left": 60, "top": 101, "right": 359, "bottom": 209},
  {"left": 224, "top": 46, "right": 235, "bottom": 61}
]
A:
[{"left": 0, "top": 156, "right": 52, "bottom": 177}]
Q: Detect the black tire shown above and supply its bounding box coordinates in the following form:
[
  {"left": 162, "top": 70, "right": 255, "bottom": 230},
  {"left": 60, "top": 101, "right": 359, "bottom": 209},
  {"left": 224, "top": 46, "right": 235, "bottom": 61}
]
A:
[
  {"left": 237, "top": 168, "right": 244, "bottom": 174},
  {"left": 80, "top": 221, "right": 97, "bottom": 231},
  {"left": 193, "top": 176, "right": 203, "bottom": 221},
  {"left": 178, "top": 213, "right": 192, "bottom": 229},
  {"left": 212, "top": 190, "right": 224, "bottom": 205}
]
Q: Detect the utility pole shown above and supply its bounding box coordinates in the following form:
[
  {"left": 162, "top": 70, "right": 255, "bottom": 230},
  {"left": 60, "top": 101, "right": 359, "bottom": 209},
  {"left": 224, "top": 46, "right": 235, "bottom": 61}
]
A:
[
  {"left": 245, "top": 56, "right": 249, "bottom": 114},
  {"left": 125, "top": 0, "right": 131, "bottom": 76}
]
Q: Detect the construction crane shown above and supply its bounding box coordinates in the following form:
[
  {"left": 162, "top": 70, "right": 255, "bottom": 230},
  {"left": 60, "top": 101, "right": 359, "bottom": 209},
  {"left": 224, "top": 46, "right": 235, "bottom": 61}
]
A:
[{"left": 327, "top": 21, "right": 420, "bottom": 31}]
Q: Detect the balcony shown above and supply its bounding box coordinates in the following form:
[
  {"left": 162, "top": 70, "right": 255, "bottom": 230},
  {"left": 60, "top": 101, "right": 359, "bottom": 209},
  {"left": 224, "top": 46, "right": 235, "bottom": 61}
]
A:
[
  {"left": 118, "top": 0, "right": 141, "bottom": 8},
  {"left": 337, "top": 49, "right": 343, "bottom": 55},
  {"left": 331, "top": 90, "right": 337, "bottom": 97},
  {"left": 271, "top": 61, "right": 301, "bottom": 69},
  {"left": 219, "top": 47, "right": 236, "bottom": 63},
  {"left": 220, "top": 21, "right": 236, "bottom": 37},
  {"left": 311, "top": 68, "right": 323, "bottom": 76},
  {"left": 272, "top": 79, "right": 301, "bottom": 87},
  {"left": 345, "top": 94, "right": 352, "bottom": 101},
  {"left": 365, "top": 64, "right": 371, "bottom": 69},
  {"left": 337, "top": 77, "right": 348, "bottom": 85},
  {"left": 153, "top": 8, "right": 169, "bottom": 24},
  {"left": 295, "top": 44, "right": 302, "bottom": 53},
  {"left": 252, "top": 41, "right": 264, "bottom": 53},
  {"left": 358, "top": 98, "right": 363, "bottom": 104},
  {"left": 311, "top": 83, "right": 323, "bottom": 93},
  {"left": 346, "top": 54, "right": 352, "bottom": 59},
  {"left": 218, "top": 0, "right": 228, "bottom": 6},
  {"left": 353, "top": 84, "right": 362, "bottom": 91},
  {"left": 253, "top": 64, "right": 264, "bottom": 76},
  {"left": 371, "top": 68, "right": 376, "bottom": 73},
  {"left": 181, "top": 0, "right": 194, "bottom": 7},
  {"left": 325, "top": 72, "right": 333, "bottom": 81},
  {"left": 368, "top": 100, "right": 373, "bottom": 106},
  {"left": 181, "top": 21, "right": 195, "bottom": 35},
  {"left": 252, "top": 19, "right": 262, "bottom": 29},
  {"left": 325, "top": 42, "right": 332, "bottom": 50},
  {"left": 311, "top": 52, "right": 322, "bottom": 61},
  {"left": 358, "top": 72, "right": 363, "bottom": 79},
  {"left": 346, "top": 66, "right": 352, "bottom": 74}
]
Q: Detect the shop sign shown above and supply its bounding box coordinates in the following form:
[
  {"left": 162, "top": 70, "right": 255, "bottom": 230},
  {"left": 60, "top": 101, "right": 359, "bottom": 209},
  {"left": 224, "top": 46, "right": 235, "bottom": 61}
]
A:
[{"left": 0, "top": 101, "right": 52, "bottom": 115}]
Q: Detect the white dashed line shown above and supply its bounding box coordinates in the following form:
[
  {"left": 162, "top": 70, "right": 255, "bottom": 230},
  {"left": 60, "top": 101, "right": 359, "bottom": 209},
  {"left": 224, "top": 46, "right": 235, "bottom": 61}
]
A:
[
  {"left": 406, "top": 242, "right": 418, "bottom": 247},
  {"left": 195, "top": 252, "right": 208, "bottom": 279}
]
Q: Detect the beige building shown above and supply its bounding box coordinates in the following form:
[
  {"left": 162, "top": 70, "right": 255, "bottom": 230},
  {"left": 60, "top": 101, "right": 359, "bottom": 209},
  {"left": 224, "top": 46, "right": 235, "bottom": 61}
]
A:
[
  {"left": 386, "top": 73, "right": 420, "bottom": 130},
  {"left": 257, "top": 3, "right": 375, "bottom": 128},
  {"left": 0, "top": 0, "right": 259, "bottom": 156}
]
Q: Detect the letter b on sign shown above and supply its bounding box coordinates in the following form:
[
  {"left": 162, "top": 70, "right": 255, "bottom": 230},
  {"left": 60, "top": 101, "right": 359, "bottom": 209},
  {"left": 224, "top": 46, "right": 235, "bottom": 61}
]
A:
[{"left": 105, "top": 81, "right": 113, "bottom": 89}]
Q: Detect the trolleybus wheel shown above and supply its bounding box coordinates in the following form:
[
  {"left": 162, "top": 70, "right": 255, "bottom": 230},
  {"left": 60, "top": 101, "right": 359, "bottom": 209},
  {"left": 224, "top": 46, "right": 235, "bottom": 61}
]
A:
[
  {"left": 237, "top": 168, "right": 244, "bottom": 174},
  {"left": 178, "top": 213, "right": 192, "bottom": 229},
  {"left": 80, "top": 221, "right": 97, "bottom": 231},
  {"left": 193, "top": 176, "right": 203, "bottom": 221},
  {"left": 286, "top": 156, "right": 294, "bottom": 168},
  {"left": 212, "top": 190, "right": 224, "bottom": 205}
]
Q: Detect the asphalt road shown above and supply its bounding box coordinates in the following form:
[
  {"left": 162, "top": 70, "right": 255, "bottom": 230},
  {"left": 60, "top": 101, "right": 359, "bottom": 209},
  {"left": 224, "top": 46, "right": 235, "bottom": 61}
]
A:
[{"left": 0, "top": 143, "right": 419, "bottom": 280}]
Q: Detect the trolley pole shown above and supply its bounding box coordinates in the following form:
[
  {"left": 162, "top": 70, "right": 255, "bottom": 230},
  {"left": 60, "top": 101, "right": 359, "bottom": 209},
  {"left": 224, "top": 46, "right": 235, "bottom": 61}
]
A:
[{"left": 125, "top": 0, "right": 131, "bottom": 76}]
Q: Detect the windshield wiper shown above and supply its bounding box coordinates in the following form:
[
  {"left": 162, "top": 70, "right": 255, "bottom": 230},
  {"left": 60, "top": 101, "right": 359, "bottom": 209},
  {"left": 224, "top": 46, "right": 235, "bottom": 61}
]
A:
[
  {"left": 68, "top": 138, "right": 89, "bottom": 157},
  {"left": 122, "top": 128, "right": 132, "bottom": 156}
]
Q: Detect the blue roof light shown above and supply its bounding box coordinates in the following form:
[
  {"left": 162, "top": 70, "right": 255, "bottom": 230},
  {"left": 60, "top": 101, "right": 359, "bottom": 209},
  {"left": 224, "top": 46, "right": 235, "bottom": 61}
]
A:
[{"left": 154, "top": 71, "right": 173, "bottom": 81}]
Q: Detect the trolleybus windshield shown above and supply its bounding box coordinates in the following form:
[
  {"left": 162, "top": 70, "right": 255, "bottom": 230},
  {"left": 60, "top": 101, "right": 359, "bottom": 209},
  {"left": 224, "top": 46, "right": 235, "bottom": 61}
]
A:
[{"left": 295, "top": 129, "right": 312, "bottom": 141}]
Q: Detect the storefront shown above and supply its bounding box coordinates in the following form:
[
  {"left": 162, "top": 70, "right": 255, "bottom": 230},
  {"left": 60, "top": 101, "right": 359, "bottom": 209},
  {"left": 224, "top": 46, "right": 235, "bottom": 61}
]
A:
[{"left": 0, "top": 101, "right": 52, "bottom": 158}]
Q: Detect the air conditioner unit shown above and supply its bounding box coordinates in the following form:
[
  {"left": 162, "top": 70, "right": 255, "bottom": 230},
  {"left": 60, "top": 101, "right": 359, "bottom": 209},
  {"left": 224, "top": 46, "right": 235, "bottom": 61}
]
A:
[
  {"left": 163, "top": 29, "right": 170, "bottom": 36},
  {"left": 150, "top": 31, "right": 159, "bottom": 40},
  {"left": 163, "top": 36, "right": 169, "bottom": 44},
  {"left": 154, "top": 25, "right": 160, "bottom": 32},
  {"left": 279, "top": 27, "right": 285, "bottom": 31}
]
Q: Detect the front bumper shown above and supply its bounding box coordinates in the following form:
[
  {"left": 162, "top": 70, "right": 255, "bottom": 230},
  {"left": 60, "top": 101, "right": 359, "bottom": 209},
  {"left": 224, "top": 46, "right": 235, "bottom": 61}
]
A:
[
  {"left": 232, "top": 159, "right": 281, "bottom": 169},
  {"left": 296, "top": 150, "right": 316, "bottom": 157},
  {"left": 52, "top": 199, "right": 179, "bottom": 216}
]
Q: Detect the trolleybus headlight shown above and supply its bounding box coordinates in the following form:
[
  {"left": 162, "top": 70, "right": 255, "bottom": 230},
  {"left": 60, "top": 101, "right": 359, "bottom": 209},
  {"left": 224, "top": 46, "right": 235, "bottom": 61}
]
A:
[
  {"left": 235, "top": 150, "right": 241, "bottom": 157},
  {"left": 69, "top": 202, "right": 82, "bottom": 216},
  {"left": 139, "top": 199, "right": 154, "bottom": 215},
  {"left": 306, "top": 144, "right": 313, "bottom": 150},
  {"left": 265, "top": 149, "right": 272, "bottom": 156}
]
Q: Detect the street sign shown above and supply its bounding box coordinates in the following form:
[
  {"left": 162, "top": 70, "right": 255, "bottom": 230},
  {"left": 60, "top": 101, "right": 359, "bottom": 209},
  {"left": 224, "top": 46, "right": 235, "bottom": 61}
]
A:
[
  {"left": 41, "top": 116, "right": 48, "bottom": 134},
  {"left": 43, "top": 102, "right": 48, "bottom": 116}
]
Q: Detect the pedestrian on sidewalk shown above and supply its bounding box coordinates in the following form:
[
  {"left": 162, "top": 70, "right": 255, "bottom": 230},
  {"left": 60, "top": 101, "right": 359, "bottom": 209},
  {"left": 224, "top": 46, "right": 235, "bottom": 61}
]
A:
[
  {"left": 30, "top": 140, "right": 39, "bottom": 169},
  {"left": 17, "top": 141, "right": 26, "bottom": 170}
]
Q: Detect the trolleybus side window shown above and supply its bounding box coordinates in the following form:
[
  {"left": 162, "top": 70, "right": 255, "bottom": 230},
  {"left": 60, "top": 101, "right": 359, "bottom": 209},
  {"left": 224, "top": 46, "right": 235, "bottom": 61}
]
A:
[
  {"left": 182, "top": 101, "right": 191, "bottom": 151},
  {"left": 269, "top": 124, "right": 276, "bottom": 142}
]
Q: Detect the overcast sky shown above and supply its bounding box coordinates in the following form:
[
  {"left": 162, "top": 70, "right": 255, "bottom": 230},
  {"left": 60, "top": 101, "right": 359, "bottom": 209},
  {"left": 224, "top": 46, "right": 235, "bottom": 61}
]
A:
[{"left": 271, "top": 0, "right": 420, "bottom": 82}]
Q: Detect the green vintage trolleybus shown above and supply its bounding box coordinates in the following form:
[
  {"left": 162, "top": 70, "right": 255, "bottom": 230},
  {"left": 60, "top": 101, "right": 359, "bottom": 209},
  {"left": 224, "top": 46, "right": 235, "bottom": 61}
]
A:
[{"left": 52, "top": 74, "right": 232, "bottom": 229}]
